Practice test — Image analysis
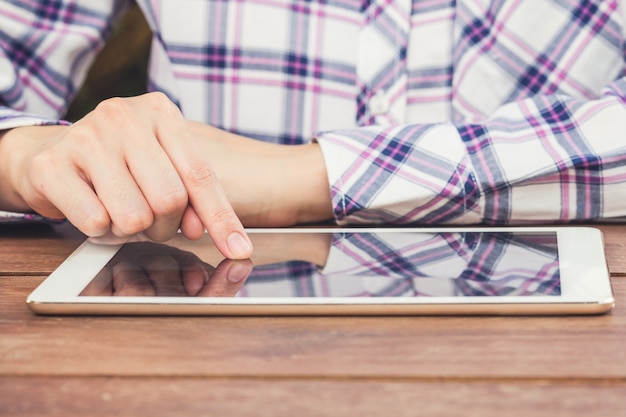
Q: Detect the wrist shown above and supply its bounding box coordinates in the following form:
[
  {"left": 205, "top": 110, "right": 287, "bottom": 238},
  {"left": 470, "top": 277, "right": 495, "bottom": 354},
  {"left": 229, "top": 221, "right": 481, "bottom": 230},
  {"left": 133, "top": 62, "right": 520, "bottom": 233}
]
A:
[
  {"left": 0, "top": 127, "right": 30, "bottom": 212},
  {"left": 189, "top": 121, "right": 333, "bottom": 226},
  {"left": 286, "top": 143, "right": 333, "bottom": 225},
  {"left": 0, "top": 125, "right": 66, "bottom": 213}
]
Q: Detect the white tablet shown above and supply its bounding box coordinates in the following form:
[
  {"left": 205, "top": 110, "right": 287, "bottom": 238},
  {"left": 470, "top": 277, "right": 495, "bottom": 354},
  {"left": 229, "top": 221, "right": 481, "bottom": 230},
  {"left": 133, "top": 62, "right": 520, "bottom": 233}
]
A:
[{"left": 27, "top": 227, "right": 614, "bottom": 315}]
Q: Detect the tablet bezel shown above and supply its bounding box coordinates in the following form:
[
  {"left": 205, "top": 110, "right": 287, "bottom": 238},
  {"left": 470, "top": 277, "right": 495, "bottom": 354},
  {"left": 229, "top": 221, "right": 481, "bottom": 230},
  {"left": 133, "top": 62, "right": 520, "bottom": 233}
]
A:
[{"left": 26, "top": 226, "right": 615, "bottom": 315}]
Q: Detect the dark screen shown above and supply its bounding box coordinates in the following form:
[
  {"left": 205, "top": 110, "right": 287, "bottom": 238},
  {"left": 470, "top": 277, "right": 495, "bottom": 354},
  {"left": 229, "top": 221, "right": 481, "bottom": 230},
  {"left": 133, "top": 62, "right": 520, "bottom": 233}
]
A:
[{"left": 79, "top": 231, "right": 561, "bottom": 298}]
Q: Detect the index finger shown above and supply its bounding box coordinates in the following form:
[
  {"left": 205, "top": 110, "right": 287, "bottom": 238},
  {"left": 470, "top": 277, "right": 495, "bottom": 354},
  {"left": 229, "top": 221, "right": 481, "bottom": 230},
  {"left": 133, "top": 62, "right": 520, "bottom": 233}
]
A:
[
  {"left": 198, "top": 259, "right": 253, "bottom": 297},
  {"left": 174, "top": 144, "right": 252, "bottom": 259},
  {"left": 146, "top": 94, "right": 253, "bottom": 259}
]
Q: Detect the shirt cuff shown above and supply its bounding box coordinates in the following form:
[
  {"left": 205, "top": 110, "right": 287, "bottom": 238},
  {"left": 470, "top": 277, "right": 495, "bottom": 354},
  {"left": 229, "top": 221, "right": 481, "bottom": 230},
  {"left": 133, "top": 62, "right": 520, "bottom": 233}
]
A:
[
  {"left": 315, "top": 123, "right": 481, "bottom": 225},
  {"left": 0, "top": 107, "right": 68, "bottom": 131},
  {"left": 0, "top": 211, "right": 65, "bottom": 224}
]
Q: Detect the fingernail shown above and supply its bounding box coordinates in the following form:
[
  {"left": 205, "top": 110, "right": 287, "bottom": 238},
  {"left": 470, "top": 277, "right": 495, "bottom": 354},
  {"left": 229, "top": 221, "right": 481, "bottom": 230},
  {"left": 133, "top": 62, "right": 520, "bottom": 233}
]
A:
[
  {"left": 226, "top": 232, "right": 252, "bottom": 258},
  {"left": 227, "top": 261, "right": 253, "bottom": 283}
]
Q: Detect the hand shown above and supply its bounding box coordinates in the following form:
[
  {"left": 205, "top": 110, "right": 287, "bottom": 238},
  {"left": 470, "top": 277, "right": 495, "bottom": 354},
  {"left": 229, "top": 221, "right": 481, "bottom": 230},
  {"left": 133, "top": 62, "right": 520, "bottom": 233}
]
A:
[
  {"left": 82, "top": 230, "right": 332, "bottom": 297},
  {"left": 0, "top": 93, "right": 252, "bottom": 258},
  {"left": 188, "top": 121, "right": 334, "bottom": 227},
  {"left": 174, "top": 230, "right": 333, "bottom": 268},
  {"left": 80, "top": 241, "right": 253, "bottom": 297}
]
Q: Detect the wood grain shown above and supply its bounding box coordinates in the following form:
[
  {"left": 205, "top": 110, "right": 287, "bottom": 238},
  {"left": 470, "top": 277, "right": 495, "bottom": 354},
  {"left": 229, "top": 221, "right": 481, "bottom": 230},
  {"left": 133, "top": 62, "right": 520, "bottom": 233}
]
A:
[
  {"left": 0, "top": 223, "right": 85, "bottom": 275},
  {"left": 2, "top": 377, "right": 626, "bottom": 417},
  {"left": 2, "top": 224, "right": 626, "bottom": 415},
  {"left": 2, "top": 276, "right": 625, "bottom": 379}
]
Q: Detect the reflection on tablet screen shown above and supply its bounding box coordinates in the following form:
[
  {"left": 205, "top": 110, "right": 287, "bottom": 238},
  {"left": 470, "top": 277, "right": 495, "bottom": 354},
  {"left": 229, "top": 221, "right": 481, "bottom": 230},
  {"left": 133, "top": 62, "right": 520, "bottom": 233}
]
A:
[{"left": 79, "top": 231, "right": 561, "bottom": 298}]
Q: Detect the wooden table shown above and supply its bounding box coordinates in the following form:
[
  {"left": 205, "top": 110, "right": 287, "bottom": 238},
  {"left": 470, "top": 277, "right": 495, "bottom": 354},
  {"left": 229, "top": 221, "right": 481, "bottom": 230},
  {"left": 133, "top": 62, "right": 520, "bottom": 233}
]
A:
[{"left": 2, "top": 223, "right": 626, "bottom": 416}]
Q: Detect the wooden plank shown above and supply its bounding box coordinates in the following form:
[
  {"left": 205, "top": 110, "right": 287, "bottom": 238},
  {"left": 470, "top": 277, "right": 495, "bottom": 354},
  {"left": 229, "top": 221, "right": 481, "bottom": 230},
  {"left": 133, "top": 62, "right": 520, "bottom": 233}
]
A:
[
  {"left": 2, "top": 377, "right": 626, "bottom": 417},
  {"left": 2, "top": 276, "right": 625, "bottom": 379},
  {"left": 0, "top": 223, "right": 85, "bottom": 275}
]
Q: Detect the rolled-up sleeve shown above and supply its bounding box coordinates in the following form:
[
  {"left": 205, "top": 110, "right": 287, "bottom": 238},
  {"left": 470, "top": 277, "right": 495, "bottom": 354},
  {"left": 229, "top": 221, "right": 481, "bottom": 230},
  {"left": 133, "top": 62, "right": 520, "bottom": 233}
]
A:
[{"left": 316, "top": 77, "right": 626, "bottom": 225}]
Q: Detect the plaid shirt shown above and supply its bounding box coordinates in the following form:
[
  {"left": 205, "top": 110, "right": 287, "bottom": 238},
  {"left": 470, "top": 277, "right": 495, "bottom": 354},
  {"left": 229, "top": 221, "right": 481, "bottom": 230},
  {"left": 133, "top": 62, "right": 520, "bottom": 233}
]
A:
[
  {"left": 1, "top": 0, "right": 626, "bottom": 225},
  {"left": 240, "top": 231, "right": 561, "bottom": 297}
]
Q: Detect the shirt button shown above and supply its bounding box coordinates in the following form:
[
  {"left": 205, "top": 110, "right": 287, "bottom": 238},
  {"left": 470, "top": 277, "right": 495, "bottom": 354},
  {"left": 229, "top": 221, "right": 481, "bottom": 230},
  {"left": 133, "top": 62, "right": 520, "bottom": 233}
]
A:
[{"left": 368, "top": 91, "right": 389, "bottom": 115}]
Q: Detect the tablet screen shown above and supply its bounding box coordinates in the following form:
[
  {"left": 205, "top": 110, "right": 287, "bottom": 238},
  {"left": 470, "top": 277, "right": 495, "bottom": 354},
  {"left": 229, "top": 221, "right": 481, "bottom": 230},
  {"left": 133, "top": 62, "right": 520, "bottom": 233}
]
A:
[{"left": 79, "top": 230, "right": 561, "bottom": 298}]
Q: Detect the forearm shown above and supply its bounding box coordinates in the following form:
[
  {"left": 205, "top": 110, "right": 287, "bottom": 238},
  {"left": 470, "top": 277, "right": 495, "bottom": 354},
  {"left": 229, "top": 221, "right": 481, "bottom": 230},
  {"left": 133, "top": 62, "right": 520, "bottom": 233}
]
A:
[{"left": 188, "top": 121, "right": 333, "bottom": 226}]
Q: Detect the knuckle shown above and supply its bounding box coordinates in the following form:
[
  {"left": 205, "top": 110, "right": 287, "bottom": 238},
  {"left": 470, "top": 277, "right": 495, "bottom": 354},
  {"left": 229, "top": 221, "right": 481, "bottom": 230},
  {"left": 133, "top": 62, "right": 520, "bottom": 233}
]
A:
[
  {"left": 115, "top": 209, "right": 154, "bottom": 236},
  {"left": 152, "top": 188, "right": 188, "bottom": 218},
  {"left": 80, "top": 211, "right": 111, "bottom": 237},
  {"left": 183, "top": 162, "right": 218, "bottom": 188},
  {"left": 92, "top": 97, "right": 133, "bottom": 125},
  {"left": 208, "top": 205, "right": 237, "bottom": 225},
  {"left": 144, "top": 92, "right": 179, "bottom": 116},
  {"left": 64, "top": 122, "right": 102, "bottom": 152}
]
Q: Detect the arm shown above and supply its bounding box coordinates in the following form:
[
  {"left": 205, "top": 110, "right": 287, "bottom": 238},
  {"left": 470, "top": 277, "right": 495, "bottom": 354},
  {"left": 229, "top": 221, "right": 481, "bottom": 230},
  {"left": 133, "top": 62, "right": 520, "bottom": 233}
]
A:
[
  {"left": 187, "top": 121, "right": 334, "bottom": 227},
  {"left": 0, "top": 94, "right": 252, "bottom": 259},
  {"left": 0, "top": 0, "right": 129, "bottom": 217},
  {"left": 315, "top": 77, "right": 626, "bottom": 225},
  {"left": 0, "top": 2, "right": 252, "bottom": 258},
  {"left": 188, "top": 76, "right": 626, "bottom": 227}
]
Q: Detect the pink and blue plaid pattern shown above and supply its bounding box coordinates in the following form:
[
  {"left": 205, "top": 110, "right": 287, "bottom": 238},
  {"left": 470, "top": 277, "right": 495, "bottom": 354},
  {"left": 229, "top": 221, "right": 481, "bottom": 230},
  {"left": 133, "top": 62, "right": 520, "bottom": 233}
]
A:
[
  {"left": 1, "top": 0, "right": 626, "bottom": 224},
  {"left": 239, "top": 231, "right": 561, "bottom": 297}
]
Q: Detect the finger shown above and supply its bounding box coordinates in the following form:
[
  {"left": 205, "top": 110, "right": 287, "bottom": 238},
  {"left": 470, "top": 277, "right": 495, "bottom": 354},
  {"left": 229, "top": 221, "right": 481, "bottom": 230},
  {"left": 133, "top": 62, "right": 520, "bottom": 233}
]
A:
[
  {"left": 72, "top": 97, "right": 174, "bottom": 240},
  {"left": 198, "top": 259, "right": 253, "bottom": 297},
  {"left": 167, "top": 247, "right": 214, "bottom": 295},
  {"left": 181, "top": 263, "right": 211, "bottom": 296},
  {"left": 124, "top": 134, "right": 189, "bottom": 242},
  {"left": 62, "top": 101, "right": 154, "bottom": 237},
  {"left": 33, "top": 164, "right": 111, "bottom": 237},
  {"left": 171, "top": 142, "right": 252, "bottom": 259},
  {"left": 145, "top": 95, "right": 252, "bottom": 258},
  {"left": 86, "top": 158, "right": 154, "bottom": 238},
  {"left": 180, "top": 205, "right": 205, "bottom": 240},
  {"left": 112, "top": 261, "right": 156, "bottom": 296},
  {"left": 141, "top": 255, "right": 187, "bottom": 297},
  {"left": 66, "top": 121, "right": 154, "bottom": 237}
]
